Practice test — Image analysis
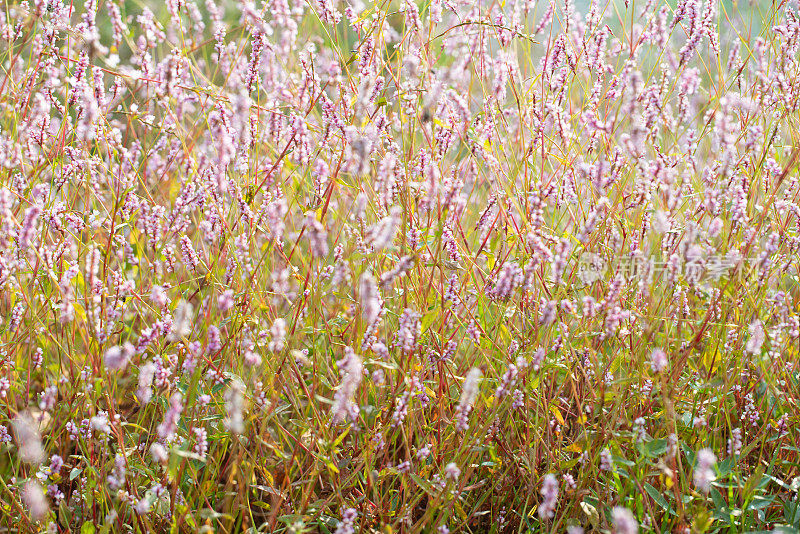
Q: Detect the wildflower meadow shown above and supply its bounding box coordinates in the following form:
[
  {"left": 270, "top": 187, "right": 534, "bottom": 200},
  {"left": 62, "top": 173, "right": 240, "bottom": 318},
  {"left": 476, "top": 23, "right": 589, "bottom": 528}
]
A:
[{"left": 1, "top": 0, "right": 800, "bottom": 531}]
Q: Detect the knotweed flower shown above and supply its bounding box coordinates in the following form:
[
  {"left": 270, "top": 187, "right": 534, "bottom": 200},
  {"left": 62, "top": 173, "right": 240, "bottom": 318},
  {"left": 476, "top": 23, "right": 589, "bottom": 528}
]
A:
[
  {"left": 359, "top": 272, "right": 382, "bottom": 325},
  {"left": 8, "top": 303, "right": 24, "bottom": 332},
  {"left": 49, "top": 455, "right": 63, "bottom": 474},
  {"left": 369, "top": 206, "right": 401, "bottom": 249},
  {"left": 650, "top": 348, "right": 668, "bottom": 373},
  {"left": 18, "top": 204, "right": 41, "bottom": 251},
  {"left": 600, "top": 448, "right": 614, "bottom": 472},
  {"left": 243, "top": 349, "right": 262, "bottom": 367},
  {"left": 538, "top": 474, "right": 559, "bottom": 520},
  {"left": 745, "top": 320, "right": 765, "bottom": 355},
  {"left": 305, "top": 214, "right": 329, "bottom": 258},
  {"left": 334, "top": 508, "right": 357, "bottom": 534},
  {"left": 512, "top": 389, "right": 525, "bottom": 409},
  {"left": 107, "top": 453, "right": 126, "bottom": 490},
  {"left": 466, "top": 321, "right": 481, "bottom": 346},
  {"left": 193, "top": 427, "right": 209, "bottom": 460},
  {"left": 444, "top": 274, "right": 459, "bottom": 303},
  {"left": 12, "top": 413, "right": 45, "bottom": 464},
  {"left": 416, "top": 444, "right": 431, "bottom": 460},
  {"left": 224, "top": 381, "right": 246, "bottom": 434},
  {"left": 268, "top": 318, "right": 287, "bottom": 352},
  {"left": 612, "top": 506, "right": 638, "bottom": 534},
  {"left": 218, "top": 290, "right": 235, "bottom": 313},
  {"left": 104, "top": 342, "right": 135, "bottom": 371},
  {"left": 90, "top": 414, "right": 111, "bottom": 435},
  {"left": 454, "top": 368, "right": 482, "bottom": 432},
  {"left": 391, "top": 376, "right": 421, "bottom": 427},
  {"left": 47, "top": 484, "right": 65, "bottom": 505},
  {"left": 150, "top": 285, "right": 169, "bottom": 310},
  {"left": 727, "top": 427, "right": 743, "bottom": 456},
  {"left": 38, "top": 386, "right": 57, "bottom": 412},
  {"left": 137, "top": 362, "right": 156, "bottom": 404},
  {"left": 167, "top": 300, "right": 194, "bottom": 342},
  {"left": 531, "top": 348, "right": 545, "bottom": 371},
  {"left": 380, "top": 255, "right": 414, "bottom": 289},
  {"left": 157, "top": 393, "right": 184, "bottom": 441},
  {"left": 331, "top": 347, "right": 363, "bottom": 425},
  {"left": 444, "top": 462, "right": 460, "bottom": 481},
  {"left": 207, "top": 326, "right": 222, "bottom": 354},
  {"left": 22, "top": 480, "right": 48, "bottom": 521},
  {"left": 0, "top": 0, "right": 796, "bottom": 527},
  {"left": 395, "top": 309, "right": 421, "bottom": 352},
  {"left": 633, "top": 417, "right": 647, "bottom": 442},
  {"left": 487, "top": 262, "right": 524, "bottom": 300},
  {"left": 150, "top": 443, "right": 168, "bottom": 464},
  {"left": 135, "top": 495, "right": 153, "bottom": 515},
  {"left": 775, "top": 413, "right": 789, "bottom": 437},
  {"left": 693, "top": 448, "right": 716, "bottom": 493},
  {"left": 179, "top": 235, "right": 199, "bottom": 271}
]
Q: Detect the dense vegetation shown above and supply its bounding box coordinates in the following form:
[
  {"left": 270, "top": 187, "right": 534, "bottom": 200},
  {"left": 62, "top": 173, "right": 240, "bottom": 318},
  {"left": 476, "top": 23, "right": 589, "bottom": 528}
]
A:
[{"left": 1, "top": 0, "right": 800, "bottom": 531}]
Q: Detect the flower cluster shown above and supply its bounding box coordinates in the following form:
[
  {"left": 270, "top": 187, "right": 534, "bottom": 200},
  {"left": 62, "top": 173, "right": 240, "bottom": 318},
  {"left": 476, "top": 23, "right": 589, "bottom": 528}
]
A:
[{"left": 0, "top": 0, "right": 798, "bottom": 531}]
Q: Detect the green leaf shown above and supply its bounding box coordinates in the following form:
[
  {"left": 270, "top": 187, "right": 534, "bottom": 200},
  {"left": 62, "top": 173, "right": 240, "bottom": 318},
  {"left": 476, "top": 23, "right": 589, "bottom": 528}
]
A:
[
  {"left": 716, "top": 458, "right": 733, "bottom": 477},
  {"left": 81, "top": 521, "right": 96, "bottom": 534},
  {"left": 710, "top": 488, "right": 728, "bottom": 515},
  {"left": 743, "top": 465, "right": 766, "bottom": 497},
  {"left": 784, "top": 501, "right": 800, "bottom": 526},
  {"left": 580, "top": 500, "right": 599, "bottom": 528},
  {"left": 644, "top": 483, "right": 674, "bottom": 515},
  {"left": 421, "top": 310, "right": 439, "bottom": 331},
  {"left": 693, "top": 509, "right": 714, "bottom": 532},
  {"left": 747, "top": 495, "right": 775, "bottom": 511},
  {"left": 640, "top": 438, "right": 668, "bottom": 458},
  {"left": 611, "top": 451, "right": 635, "bottom": 467},
  {"left": 411, "top": 474, "right": 439, "bottom": 497}
]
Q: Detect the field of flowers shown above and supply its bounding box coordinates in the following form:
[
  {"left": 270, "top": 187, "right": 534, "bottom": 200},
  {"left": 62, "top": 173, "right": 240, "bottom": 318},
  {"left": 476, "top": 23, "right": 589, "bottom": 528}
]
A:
[{"left": 2, "top": 0, "right": 800, "bottom": 531}]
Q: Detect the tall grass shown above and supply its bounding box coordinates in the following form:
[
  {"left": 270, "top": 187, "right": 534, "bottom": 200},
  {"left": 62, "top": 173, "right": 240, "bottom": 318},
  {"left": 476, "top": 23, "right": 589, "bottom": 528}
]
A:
[{"left": 1, "top": 0, "right": 800, "bottom": 532}]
